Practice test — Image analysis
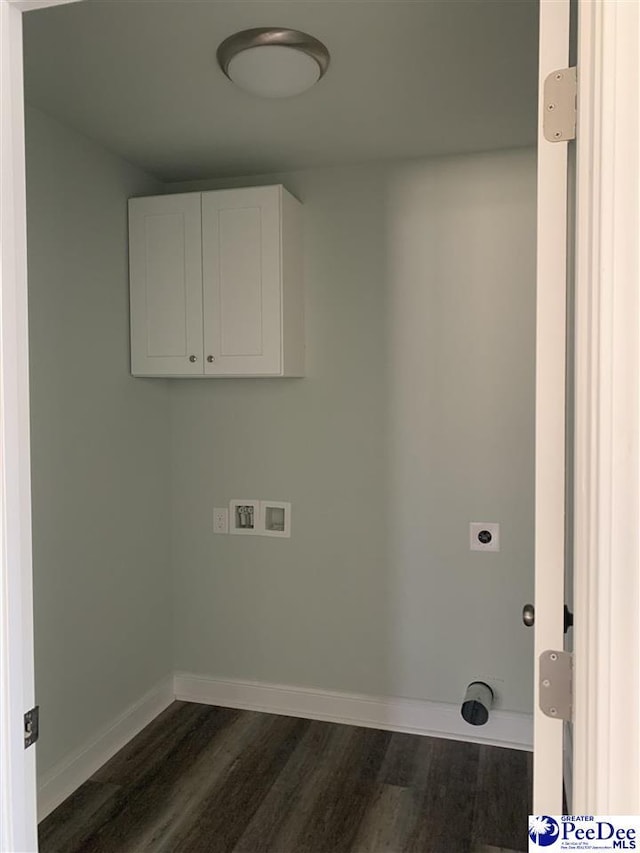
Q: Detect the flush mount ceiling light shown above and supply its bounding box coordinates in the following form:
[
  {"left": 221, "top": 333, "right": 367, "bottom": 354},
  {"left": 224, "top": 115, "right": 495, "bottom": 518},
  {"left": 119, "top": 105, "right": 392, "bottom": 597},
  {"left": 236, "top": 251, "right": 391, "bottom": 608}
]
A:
[{"left": 217, "top": 28, "right": 330, "bottom": 98}]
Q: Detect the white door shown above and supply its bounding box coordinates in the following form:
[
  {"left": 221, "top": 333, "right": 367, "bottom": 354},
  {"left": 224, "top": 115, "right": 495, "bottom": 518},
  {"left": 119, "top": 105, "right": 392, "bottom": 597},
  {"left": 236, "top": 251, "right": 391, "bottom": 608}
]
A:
[
  {"left": 129, "top": 193, "right": 204, "bottom": 377},
  {"left": 533, "top": 0, "right": 573, "bottom": 816},
  {"left": 202, "top": 186, "right": 282, "bottom": 376}
]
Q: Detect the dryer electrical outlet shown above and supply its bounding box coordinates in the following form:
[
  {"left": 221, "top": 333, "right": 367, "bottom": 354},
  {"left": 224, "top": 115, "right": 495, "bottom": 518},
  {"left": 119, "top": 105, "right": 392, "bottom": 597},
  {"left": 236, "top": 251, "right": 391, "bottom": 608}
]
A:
[{"left": 469, "top": 522, "right": 500, "bottom": 552}]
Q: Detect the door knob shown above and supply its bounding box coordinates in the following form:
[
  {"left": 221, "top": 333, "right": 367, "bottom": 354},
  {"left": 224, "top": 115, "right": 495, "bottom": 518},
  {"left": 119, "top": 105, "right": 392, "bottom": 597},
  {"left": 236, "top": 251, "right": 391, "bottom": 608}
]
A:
[
  {"left": 189, "top": 355, "right": 197, "bottom": 363},
  {"left": 522, "top": 604, "right": 535, "bottom": 627},
  {"left": 207, "top": 355, "right": 215, "bottom": 363}
]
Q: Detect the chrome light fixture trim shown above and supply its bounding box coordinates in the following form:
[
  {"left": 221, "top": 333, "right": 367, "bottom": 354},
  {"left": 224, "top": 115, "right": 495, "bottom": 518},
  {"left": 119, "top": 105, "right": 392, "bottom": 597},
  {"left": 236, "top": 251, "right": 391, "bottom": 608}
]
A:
[{"left": 217, "top": 27, "right": 330, "bottom": 81}]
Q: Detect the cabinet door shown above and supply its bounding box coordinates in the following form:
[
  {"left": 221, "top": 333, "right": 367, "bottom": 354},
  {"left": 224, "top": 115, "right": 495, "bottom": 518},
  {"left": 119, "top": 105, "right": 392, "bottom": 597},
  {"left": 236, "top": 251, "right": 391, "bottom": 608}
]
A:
[
  {"left": 129, "top": 194, "right": 203, "bottom": 376},
  {"left": 202, "top": 186, "right": 282, "bottom": 376}
]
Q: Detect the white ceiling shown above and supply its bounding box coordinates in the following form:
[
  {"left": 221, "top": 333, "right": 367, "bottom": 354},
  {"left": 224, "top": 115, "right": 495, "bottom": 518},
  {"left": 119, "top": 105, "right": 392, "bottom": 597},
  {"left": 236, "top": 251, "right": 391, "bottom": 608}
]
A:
[{"left": 23, "top": 0, "right": 539, "bottom": 182}]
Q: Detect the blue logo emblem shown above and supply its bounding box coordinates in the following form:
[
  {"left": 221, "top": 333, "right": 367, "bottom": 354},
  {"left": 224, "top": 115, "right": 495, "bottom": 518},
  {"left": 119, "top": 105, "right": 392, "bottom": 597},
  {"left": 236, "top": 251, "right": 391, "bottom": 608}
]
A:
[{"left": 529, "top": 816, "right": 560, "bottom": 846}]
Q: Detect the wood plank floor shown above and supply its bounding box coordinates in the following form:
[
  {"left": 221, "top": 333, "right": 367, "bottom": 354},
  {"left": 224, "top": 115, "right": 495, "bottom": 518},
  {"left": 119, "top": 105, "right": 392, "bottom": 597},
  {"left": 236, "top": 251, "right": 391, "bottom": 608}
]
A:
[{"left": 39, "top": 702, "right": 532, "bottom": 853}]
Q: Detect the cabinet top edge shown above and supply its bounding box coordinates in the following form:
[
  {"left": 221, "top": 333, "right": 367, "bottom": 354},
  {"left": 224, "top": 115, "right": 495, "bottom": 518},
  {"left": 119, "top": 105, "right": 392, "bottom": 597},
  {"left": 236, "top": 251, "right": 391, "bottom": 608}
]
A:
[{"left": 128, "top": 184, "right": 301, "bottom": 206}]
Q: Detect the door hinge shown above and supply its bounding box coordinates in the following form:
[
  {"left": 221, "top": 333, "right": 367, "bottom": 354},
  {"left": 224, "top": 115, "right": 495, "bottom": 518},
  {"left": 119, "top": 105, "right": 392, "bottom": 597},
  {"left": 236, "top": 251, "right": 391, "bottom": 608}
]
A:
[
  {"left": 543, "top": 67, "right": 577, "bottom": 142},
  {"left": 539, "top": 650, "right": 572, "bottom": 721},
  {"left": 24, "top": 705, "right": 39, "bottom": 749}
]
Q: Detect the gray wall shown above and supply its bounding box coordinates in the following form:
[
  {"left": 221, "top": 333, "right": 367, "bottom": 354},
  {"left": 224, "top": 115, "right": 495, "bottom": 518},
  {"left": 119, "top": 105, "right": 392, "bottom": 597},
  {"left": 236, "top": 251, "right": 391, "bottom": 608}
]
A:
[
  {"left": 169, "top": 148, "right": 536, "bottom": 712},
  {"left": 26, "top": 107, "right": 172, "bottom": 779}
]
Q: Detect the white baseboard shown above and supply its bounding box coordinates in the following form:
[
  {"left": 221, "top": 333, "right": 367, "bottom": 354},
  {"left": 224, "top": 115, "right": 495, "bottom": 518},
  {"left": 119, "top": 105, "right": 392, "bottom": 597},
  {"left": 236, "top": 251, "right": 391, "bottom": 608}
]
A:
[
  {"left": 37, "top": 675, "right": 174, "bottom": 822},
  {"left": 174, "top": 672, "right": 533, "bottom": 752}
]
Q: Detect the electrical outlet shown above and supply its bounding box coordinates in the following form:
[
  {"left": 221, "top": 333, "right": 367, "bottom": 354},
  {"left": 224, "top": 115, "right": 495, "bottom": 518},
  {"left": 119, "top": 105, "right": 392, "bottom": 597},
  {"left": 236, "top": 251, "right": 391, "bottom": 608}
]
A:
[
  {"left": 470, "top": 522, "right": 500, "bottom": 552},
  {"left": 213, "top": 507, "right": 229, "bottom": 534}
]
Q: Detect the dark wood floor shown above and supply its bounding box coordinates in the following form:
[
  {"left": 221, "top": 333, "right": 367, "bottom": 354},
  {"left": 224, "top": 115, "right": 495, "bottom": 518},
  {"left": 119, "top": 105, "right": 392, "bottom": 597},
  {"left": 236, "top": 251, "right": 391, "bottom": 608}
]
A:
[{"left": 39, "top": 701, "right": 532, "bottom": 853}]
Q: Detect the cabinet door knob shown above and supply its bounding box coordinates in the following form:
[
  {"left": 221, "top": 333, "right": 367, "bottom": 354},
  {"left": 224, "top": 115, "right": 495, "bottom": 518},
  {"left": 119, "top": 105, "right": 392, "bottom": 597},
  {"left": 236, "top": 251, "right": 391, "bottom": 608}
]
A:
[
  {"left": 189, "top": 355, "right": 197, "bottom": 363},
  {"left": 207, "top": 355, "right": 215, "bottom": 363}
]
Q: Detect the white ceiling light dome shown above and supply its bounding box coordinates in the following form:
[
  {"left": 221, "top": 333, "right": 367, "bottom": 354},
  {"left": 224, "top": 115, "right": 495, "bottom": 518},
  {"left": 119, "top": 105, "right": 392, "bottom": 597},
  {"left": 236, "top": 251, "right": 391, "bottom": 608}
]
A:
[{"left": 217, "top": 28, "right": 330, "bottom": 99}]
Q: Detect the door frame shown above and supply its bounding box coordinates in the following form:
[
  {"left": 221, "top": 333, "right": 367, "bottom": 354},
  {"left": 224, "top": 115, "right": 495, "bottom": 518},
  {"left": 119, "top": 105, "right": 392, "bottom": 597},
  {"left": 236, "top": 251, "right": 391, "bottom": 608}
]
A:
[
  {"left": 572, "top": 0, "right": 640, "bottom": 813},
  {"left": 1, "top": 2, "right": 38, "bottom": 849},
  {"left": 0, "top": 3, "right": 82, "bottom": 851},
  {"left": 0, "top": 2, "right": 638, "bottom": 849}
]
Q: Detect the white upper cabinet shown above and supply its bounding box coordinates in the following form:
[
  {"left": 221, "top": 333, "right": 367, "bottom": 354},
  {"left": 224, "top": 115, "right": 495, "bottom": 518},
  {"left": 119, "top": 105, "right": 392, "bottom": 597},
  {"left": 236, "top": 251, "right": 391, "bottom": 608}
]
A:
[
  {"left": 202, "top": 186, "right": 281, "bottom": 376},
  {"left": 129, "top": 193, "right": 203, "bottom": 376},
  {"left": 128, "top": 185, "right": 304, "bottom": 378}
]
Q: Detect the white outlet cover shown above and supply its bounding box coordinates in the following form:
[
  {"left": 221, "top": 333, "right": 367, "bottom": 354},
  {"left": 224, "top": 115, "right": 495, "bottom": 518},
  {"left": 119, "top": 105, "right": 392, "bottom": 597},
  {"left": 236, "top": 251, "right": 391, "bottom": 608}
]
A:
[
  {"left": 470, "top": 522, "right": 500, "bottom": 552},
  {"left": 213, "top": 507, "right": 228, "bottom": 534}
]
